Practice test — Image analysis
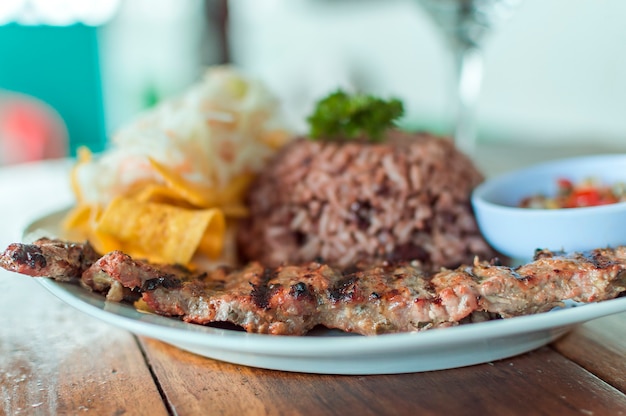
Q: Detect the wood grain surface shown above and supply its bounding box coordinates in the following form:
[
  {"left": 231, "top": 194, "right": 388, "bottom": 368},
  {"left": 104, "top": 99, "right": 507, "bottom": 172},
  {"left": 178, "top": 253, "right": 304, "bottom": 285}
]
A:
[
  {"left": 1, "top": 156, "right": 626, "bottom": 416},
  {"left": 0, "top": 275, "right": 168, "bottom": 416},
  {"left": 2, "top": 244, "right": 626, "bottom": 416},
  {"left": 552, "top": 311, "right": 626, "bottom": 394},
  {"left": 140, "top": 336, "right": 626, "bottom": 416}
]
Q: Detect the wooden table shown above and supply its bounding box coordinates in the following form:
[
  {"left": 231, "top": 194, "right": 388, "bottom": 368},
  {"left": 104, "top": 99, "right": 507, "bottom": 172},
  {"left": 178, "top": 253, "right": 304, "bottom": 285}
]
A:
[{"left": 1, "top": 148, "right": 626, "bottom": 416}]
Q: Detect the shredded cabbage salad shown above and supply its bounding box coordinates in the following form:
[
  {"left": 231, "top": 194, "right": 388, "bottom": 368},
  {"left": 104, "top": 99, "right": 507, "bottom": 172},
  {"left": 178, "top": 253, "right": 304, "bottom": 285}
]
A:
[{"left": 74, "top": 66, "right": 292, "bottom": 205}]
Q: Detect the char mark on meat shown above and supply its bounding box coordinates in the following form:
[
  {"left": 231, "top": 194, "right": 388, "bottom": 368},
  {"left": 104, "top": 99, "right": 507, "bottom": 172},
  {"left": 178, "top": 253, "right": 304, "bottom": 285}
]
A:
[
  {"left": 2, "top": 239, "right": 626, "bottom": 336},
  {"left": 81, "top": 250, "right": 206, "bottom": 302},
  {"left": 250, "top": 268, "right": 279, "bottom": 310},
  {"left": 138, "top": 262, "right": 329, "bottom": 335},
  {"left": 0, "top": 238, "right": 99, "bottom": 282},
  {"left": 328, "top": 275, "right": 359, "bottom": 303},
  {"left": 132, "top": 249, "right": 626, "bottom": 335},
  {"left": 473, "top": 247, "right": 626, "bottom": 316}
]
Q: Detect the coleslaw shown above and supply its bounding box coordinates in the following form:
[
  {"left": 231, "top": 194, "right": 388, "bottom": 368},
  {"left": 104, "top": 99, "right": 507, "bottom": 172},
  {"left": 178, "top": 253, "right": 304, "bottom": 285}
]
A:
[{"left": 73, "top": 65, "right": 292, "bottom": 205}]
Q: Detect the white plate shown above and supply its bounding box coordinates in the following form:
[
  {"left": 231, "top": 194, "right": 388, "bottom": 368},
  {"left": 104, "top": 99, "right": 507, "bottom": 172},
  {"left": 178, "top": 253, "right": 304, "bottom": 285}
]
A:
[{"left": 25, "top": 210, "right": 626, "bottom": 375}]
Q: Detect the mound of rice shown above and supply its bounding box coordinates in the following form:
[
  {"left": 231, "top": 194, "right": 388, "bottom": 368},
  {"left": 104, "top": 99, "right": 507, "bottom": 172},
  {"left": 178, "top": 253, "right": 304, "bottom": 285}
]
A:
[{"left": 237, "top": 130, "right": 495, "bottom": 270}]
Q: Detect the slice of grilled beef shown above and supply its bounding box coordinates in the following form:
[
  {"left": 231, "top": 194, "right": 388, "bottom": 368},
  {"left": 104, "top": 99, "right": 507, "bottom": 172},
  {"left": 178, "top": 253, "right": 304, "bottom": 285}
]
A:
[
  {"left": 126, "top": 249, "right": 626, "bottom": 335},
  {"left": 472, "top": 248, "right": 626, "bottom": 316},
  {"left": 0, "top": 238, "right": 99, "bottom": 282},
  {"left": 1, "top": 239, "right": 625, "bottom": 335}
]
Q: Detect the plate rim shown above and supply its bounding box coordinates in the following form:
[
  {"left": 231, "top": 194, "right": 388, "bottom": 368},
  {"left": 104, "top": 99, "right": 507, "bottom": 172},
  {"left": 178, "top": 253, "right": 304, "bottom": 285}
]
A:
[
  {"left": 36, "top": 278, "right": 626, "bottom": 355},
  {"left": 25, "top": 208, "right": 626, "bottom": 373}
]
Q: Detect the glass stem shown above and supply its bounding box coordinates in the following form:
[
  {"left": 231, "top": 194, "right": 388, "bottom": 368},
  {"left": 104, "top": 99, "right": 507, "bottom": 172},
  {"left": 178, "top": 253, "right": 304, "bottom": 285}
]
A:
[{"left": 453, "top": 45, "right": 483, "bottom": 156}]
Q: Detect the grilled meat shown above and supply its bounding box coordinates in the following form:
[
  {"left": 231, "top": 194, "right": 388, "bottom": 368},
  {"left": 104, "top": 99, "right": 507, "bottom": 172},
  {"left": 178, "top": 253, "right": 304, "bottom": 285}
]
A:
[
  {"left": 1, "top": 238, "right": 625, "bottom": 335},
  {"left": 0, "top": 238, "right": 99, "bottom": 282},
  {"left": 472, "top": 248, "right": 626, "bottom": 316}
]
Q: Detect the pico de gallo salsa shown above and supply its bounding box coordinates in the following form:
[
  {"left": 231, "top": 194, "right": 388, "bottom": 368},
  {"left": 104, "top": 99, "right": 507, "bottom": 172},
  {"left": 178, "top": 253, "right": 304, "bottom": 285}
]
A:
[{"left": 519, "top": 178, "right": 626, "bottom": 209}]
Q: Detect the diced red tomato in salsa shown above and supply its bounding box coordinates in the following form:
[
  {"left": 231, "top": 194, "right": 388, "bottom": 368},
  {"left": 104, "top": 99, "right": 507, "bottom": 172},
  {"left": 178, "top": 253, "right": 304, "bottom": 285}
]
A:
[{"left": 520, "top": 177, "right": 625, "bottom": 209}]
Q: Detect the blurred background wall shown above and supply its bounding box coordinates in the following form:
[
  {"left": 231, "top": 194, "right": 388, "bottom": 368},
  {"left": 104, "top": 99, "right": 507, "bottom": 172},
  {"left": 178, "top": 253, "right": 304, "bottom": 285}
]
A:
[
  {"left": 1, "top": 0, "right": 625, "bottom": 165},
  {"left": 0, "top": 0, "right": 225, "bottom": 164},
  {"left": 0, "top": 0, "right": 119, "bottom": 162},
  {"left": 228, "top": 0, "right": 626, "bottom": 146}
]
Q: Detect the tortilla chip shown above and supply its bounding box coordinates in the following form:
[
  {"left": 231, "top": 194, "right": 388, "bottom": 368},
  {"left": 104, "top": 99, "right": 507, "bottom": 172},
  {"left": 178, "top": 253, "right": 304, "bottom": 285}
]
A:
[
  {"left": 147, "top": 157, "right": 253, "bottom": 209},
  {"left": 217, "top": 174, "right": 254, "bottom": 206},
  {"left": 135, "top": 184, "right": 195, "bottom": 208},
  {"left": 96, "top": 196, "right": 225, "bottom": 264},
  {"left": 148, "top": 157, "right": 219, "bottom": 207},
  {"left": 89, "top": 228, "right": 123, "bottom": 256},
  {"left": 62, "top": 203, "right": 93, "bottom": 233},
  {"left": 219, "top": 204, "right": 250, "bottom": 218}
]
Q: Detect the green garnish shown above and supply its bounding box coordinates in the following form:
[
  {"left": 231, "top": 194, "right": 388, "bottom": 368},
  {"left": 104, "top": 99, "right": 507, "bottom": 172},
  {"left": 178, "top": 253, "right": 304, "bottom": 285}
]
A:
[{"left": 307, "top": 90, "right": 404, "bottom": 142}]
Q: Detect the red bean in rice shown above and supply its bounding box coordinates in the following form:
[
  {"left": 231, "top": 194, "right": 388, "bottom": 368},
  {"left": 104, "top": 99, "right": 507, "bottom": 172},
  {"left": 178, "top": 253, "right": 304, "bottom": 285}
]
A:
[{"left": 237, "top": 130, "right": 495, "bottom": 271}]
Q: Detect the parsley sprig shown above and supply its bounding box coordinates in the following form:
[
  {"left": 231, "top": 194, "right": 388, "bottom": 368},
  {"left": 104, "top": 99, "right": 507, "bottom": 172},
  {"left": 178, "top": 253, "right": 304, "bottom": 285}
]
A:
[{"left": 307, "top": 90, "right": 404, "bottom": 142}]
